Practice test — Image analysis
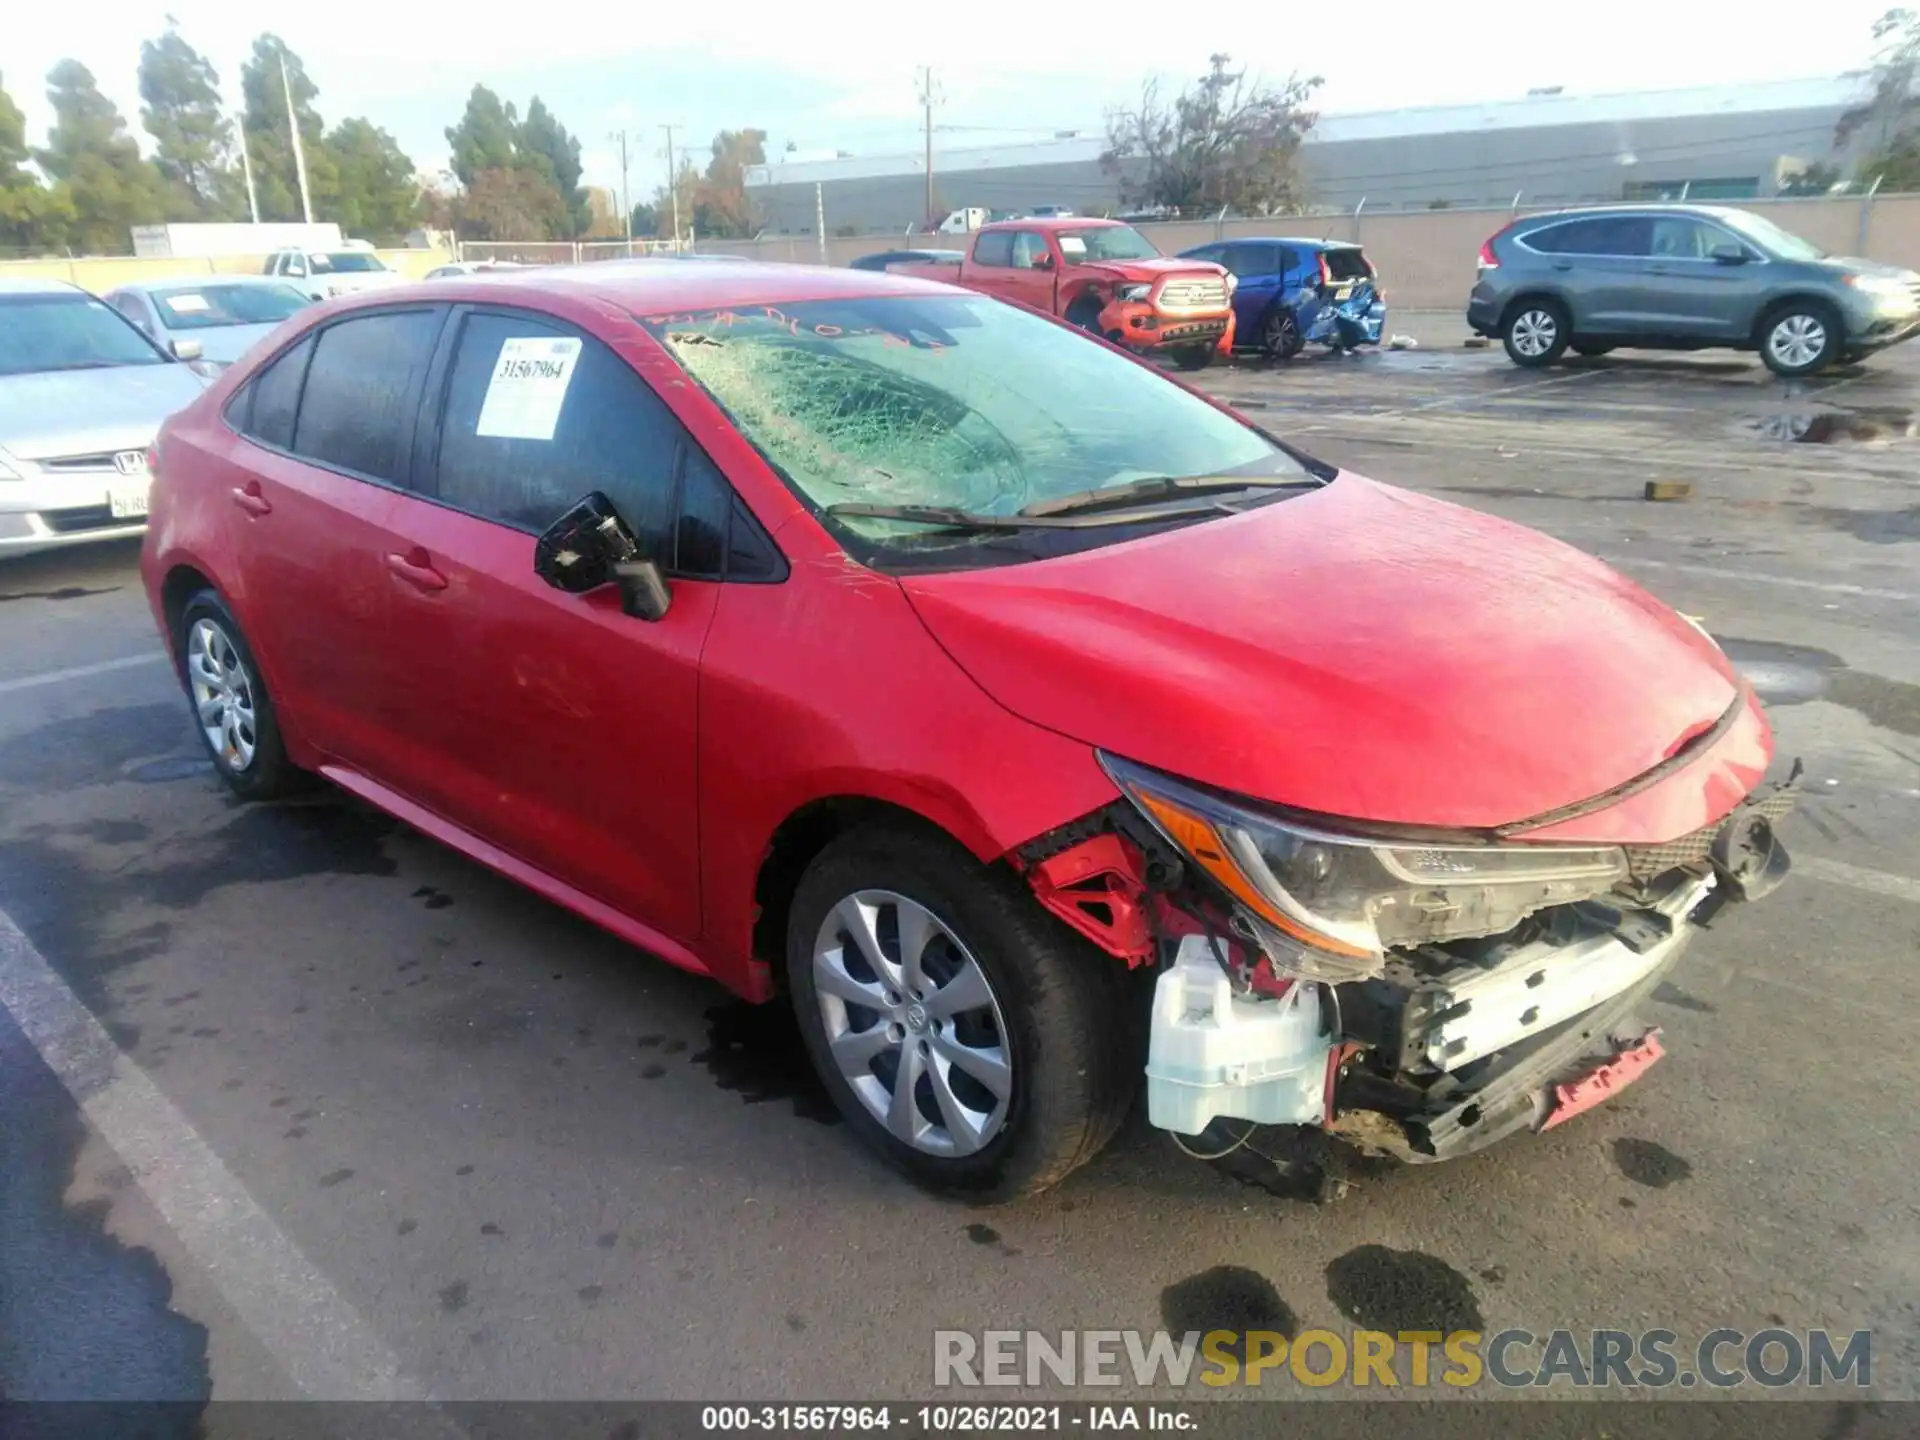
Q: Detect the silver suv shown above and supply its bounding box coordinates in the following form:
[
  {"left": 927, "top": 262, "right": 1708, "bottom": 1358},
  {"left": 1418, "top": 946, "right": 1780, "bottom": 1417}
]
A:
[{"left": 1467, "top": 204, "right": 1920, "bottom": 376}]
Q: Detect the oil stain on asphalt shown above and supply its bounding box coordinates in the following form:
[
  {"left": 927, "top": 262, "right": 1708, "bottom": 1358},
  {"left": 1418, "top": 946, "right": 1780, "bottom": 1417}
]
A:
[
  {"left": 1160, "top": 1266, "right": 1297, "bottom": 1364},
  {"left": 694, "top": 1000, "right": 841, "bottom": 1125},
  {"left": 1324, "top": 1246, "right": 1485, "bottom": 1333},
  {"left": 1613, "top": 1137, "right": 1693, "bottom": 1189},
  {"left": 1716, "top": 636, "right": 1920, "bottom": 738}
]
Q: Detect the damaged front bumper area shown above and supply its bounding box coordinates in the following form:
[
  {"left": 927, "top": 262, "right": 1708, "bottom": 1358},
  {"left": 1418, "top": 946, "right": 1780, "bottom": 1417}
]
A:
[{"left": 1046, "top": 754, "right": 1797, "bottom": 1167}]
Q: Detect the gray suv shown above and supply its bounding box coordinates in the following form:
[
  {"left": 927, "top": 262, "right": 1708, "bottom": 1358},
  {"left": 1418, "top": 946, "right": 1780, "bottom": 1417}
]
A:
[{"left": 1467, "top": 204, "right": 1920, "bottom": 376}]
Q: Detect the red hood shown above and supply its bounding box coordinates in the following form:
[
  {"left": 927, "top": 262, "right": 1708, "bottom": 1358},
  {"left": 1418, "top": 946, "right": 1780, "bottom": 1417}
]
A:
[
  {"left": 902, "top": 475, "right": 1769, "bottom": 841},
  {"left": 1077, "top": 256, "right": 1222, "bottom": 282}
]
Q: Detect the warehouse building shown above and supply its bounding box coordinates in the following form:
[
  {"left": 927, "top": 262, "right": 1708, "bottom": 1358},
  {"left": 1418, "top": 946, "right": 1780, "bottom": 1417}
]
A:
[{"left": 744, "top": 75, "right": 1867, "bottom": 236}]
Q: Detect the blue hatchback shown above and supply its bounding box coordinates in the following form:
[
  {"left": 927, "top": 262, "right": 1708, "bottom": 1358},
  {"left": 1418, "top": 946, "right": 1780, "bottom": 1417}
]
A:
[{"left": 1178, "top": 237, "right": 1386, "bottom": 358}]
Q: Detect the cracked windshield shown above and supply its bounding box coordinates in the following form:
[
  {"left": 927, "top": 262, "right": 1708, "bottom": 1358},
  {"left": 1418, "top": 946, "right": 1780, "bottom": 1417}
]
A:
[{"left": 648, "top": 296, "right": 1298, "bottom": 540}]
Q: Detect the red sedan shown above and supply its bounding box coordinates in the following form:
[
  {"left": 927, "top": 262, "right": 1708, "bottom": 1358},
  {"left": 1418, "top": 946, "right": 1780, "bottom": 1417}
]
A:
[{"left": 141, "top": 263, "right": 1794, "bottom": 1199}]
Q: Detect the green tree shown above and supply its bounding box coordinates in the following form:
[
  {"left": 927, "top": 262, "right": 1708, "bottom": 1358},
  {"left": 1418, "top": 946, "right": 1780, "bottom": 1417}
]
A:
[
  {"left": 139, "top": 23, "right": 239, "bottom": 218},
  {"left": 446, "top": 85, "right": 521, "bottom": 188},
  {"left": 36, "top": 59, "right": 165, "bottom": 253},
  {"left": 457, "top": 165, "right": 566, "bottom": 240},
  {"left": 326, "top": 116, "right": 418, "bottom": 243},
  {"left": 1103, "top": 54, "right": 1321, "bottom": 216},
  {"left": 520, "top": 96, "right": 587, "bottom": 236},
  {"left": 695, "top": 127, "right": 766, "bottom": 237},
  {"left": 1, "top": 72, "right": 75, "bottom": 250},
  {"left": 238, "top": 34, "right": 336, "bottom": 223}
]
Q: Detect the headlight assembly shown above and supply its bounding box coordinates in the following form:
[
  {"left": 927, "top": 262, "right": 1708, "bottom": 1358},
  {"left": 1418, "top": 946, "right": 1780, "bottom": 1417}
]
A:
[
  {"left": 1101, "top": 753, "right": 1628, "bottom": 980},
  {"left": 1116, "top": 282, "right": 1152, "bottom": 302}
]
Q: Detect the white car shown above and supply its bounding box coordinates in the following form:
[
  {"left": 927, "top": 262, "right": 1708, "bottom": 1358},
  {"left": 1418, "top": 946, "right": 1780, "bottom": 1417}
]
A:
[
  {"left": 423, "top": 260, "right": 528, "bottom": 279},
  {"left": 262, "top": 246, "right": 411, "bottom": 301},
  {"left": 104, "top": 276, "right": 314, "bottom": 372}
]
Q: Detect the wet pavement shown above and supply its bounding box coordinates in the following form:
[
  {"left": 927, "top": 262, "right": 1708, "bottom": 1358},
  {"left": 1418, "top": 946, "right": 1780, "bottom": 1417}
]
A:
[{"left": 2, "top": 323, "right": 1918, "bottom": 1416}]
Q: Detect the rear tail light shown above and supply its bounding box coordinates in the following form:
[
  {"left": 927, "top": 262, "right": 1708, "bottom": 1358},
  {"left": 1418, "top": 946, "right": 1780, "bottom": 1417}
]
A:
[{"left": 1477, "top": 237, "right": 1500, "bottom": 269}]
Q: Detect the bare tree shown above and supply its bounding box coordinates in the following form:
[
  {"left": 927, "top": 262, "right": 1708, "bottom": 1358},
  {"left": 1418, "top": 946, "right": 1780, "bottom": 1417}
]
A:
[{"left": 1102, "top": 55, "right": 1321, "bottom": 216}]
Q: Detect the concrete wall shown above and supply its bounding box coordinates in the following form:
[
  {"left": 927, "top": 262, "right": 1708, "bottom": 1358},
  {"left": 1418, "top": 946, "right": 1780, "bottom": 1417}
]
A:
[
  {"left": 0, "top": 248, "right": 453, "bottom": 291},
  {"left": 698, "top": 194, "right": 1920, "bottom": 311},
  {"left": 747, "top": 102, "right": 1854, "bottom": 236}
]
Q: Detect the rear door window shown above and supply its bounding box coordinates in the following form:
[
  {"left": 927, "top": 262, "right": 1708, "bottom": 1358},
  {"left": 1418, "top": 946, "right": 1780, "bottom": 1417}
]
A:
[
  {"left": 292, "top": 309, "right": 444, "bottom": 484},
  {"left": 972, "top": 231, "right": 1014, "bottom": 267},
  {"left": 1525, "top": 217, "right": 1652, "bottom": 257},
  {"left": 1221, "top": 243, "right": 1279, "bottom": 278},
  {"left": 236, "top": 335, "right": 315, "bottom": 451}
]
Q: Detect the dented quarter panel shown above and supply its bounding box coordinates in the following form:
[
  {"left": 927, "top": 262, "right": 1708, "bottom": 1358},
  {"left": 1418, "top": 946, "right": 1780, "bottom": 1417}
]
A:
[{"left": 902, "top": 473, "right": 1761, "bottom": 840}]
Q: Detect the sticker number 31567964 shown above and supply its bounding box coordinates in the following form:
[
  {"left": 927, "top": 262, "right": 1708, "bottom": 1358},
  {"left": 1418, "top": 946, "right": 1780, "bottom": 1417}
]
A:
[{"left": 475, "top": 336, "right": 583, "bottom": 441}]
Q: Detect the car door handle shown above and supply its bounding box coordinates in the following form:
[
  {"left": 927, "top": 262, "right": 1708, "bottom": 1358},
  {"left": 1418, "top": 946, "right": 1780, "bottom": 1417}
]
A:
[
  {"left": 385, "top": 548, "right": 448, "bottom": 593},
  {"left": 231, "top": 482, "right": 272, "bottom": 517},
  {"left": 1552, "top": 261, "right": 1573, "bottom": 272}
]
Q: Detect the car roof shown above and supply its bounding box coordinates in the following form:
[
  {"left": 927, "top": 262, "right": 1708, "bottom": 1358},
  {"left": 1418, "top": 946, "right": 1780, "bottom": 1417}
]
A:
[
  {"left": 116, "top": 274, "right": 305, "bottom": 295},
  {"left": 0, "top": 275, "right": 83, "bottom": 297},
  {"left": 320, "top": 258, "right": 963, "bottom": 317},
  {"left": 1511, "top": 202, "right": 1754, "bottom": 224},
  {"left": 1214, "top": 237, "right": 1362, "bottom": 251}
]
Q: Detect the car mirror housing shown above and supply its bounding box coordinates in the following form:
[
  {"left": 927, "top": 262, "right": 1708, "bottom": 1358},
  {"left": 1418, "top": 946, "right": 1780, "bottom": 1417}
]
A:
[
  {"left": 171, "top": 338, "right": 204, "bottom": 362},
  {"left": 533, "top": 492, "right": 672, "bottom": 621},
  {"left": 1710, "top": 244, "right": 1748, "bottom": 265}
]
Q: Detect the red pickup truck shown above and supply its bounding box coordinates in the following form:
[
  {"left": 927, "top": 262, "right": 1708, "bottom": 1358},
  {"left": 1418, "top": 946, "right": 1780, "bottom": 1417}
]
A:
[{"left": 891, "top": 218, "right": 1236, "bottom": 370}]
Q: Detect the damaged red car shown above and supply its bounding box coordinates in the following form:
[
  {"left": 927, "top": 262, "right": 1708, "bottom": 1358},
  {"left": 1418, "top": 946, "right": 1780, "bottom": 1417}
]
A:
[{"left": 141, "top": 263, "right": 1795, "bottom": 1200}]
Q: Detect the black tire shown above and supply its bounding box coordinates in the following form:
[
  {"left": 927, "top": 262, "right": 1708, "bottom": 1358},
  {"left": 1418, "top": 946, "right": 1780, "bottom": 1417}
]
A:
[
  {"left": 786, "top": 823, "right": 1141, "bottom": 1201},
  {"left": 1572, "top": 341, "right": 1614, "bottom": 357},
  {"left": 1501, "top": 299, "right": 1570, "bottom": 367},
  {"left": 176, "top": 589, "right": 304, "bottom": 800},
  {"left": 1173, "top": 345, "right": 1215, "bottom": 371},
  {"left": 1261, "top": 307, "right": 1304, "bottom": 360},
  {"left": 1758, "top": 300, "right": 1840, "bottom": 377}
]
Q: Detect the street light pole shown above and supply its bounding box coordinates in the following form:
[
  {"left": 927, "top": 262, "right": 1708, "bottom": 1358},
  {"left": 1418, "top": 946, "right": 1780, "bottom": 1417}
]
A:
[
  {"left": 608, "top": 129, "right": 632, "bottom": 250},
  {"left": 661, "top": 124, "right": 681, "bottom": 249}
]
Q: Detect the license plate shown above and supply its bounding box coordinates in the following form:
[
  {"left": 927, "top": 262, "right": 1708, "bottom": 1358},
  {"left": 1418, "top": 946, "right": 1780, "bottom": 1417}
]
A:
[
  {"left": 1333, "top": 284, "right": 1353, "bottom": 301},
  {"left": 108, "top": 484, "right": 150, "bottom": 519}
]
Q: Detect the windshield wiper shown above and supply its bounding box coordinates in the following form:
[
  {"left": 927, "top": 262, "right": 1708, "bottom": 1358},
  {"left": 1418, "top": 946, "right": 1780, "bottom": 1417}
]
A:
[
  {"left": 824, "top": 501, "right": 1213, "bottom": 531},
  {"left": 1019, "top": 473, "right": 1320, "bottom": 518}
]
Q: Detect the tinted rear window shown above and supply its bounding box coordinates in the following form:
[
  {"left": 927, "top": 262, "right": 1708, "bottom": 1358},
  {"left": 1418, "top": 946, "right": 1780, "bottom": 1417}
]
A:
[
  {"left": 1522, "top": 217, "right": 1651, "bottom": 258},
  {"left": 293, "top": 309, "right": 443, "bottom": 484}
]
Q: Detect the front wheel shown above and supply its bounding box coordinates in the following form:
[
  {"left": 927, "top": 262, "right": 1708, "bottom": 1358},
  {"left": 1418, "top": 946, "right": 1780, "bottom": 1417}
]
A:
[
  {"left": 1760, "top": 303, "right": 1839, "bottom": 376},
  {"left": 1502, "top": 301, "right": 1569, "bottom": 367},
  {"left": 1173, "top": 345, "right": 1215, "bottom": 371},
  {"left": 786, "top": 824, "right": 1139, "bottom": 1201}
]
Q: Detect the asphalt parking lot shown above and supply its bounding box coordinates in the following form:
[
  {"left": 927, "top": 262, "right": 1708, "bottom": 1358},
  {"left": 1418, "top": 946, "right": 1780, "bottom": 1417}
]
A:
[{"left": 2, "top": 316, "right": 1917, "bottom": 1426}]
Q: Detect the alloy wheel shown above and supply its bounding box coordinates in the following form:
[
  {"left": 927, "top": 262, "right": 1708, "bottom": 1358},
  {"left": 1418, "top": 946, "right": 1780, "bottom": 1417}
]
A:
[
  {"left": 186, "top": 618, "right": 258, "bottom": 772},
  {"left": 811, "top": 890, "right": 1013, "bottom": 1157},
  {"left": 1768, "top": 314, "right": 1826, "bottom": 370},
  {"left": 1510, "top": 309, "right": 1558, "bottom": 357},
  {"left": 1264, "top": 311, "right": 1298, "bottom": 357}
]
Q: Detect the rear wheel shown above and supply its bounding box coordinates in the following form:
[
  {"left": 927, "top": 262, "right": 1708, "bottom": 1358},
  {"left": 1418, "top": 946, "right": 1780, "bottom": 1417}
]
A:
[
  {"left": 177, "top": 590, "right": 304, "bottom": 800},
  {"left": 1261, "top": 308, "right": 1304, "bottom": 360},
  {"left": 1173, "top": 345, "right": 1215, "bottom": 371},
  {"left": 786, "top": 824, "right": 1139, "bottom": 1201},
  {"left": 1502, "top": 300, "right": 1569, "bottom": 367},
  {"left": 1759, "top": 302, "right": 1839, "bottom": 377}
]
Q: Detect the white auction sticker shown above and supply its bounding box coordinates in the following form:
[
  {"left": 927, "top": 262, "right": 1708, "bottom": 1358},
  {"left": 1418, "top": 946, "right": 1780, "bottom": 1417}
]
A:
[
  {"left": 475, "top": 336, "right": 583, "bottom": 441},
  {"left": 166, "top": 293, "right": 211, "bottom": 313}
]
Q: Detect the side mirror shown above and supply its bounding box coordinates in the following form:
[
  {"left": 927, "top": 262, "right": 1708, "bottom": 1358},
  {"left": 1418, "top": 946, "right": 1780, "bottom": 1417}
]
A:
[
  {"left": 1031, "top": 251, "right": 1055, "bottom": 270},
  {"left": 533, "top": 492, "right": 672, "bottom": 621},
  {"left": 1710, "top": 244, "right": 1748, "bottom": 265},
  {"left": 171, "top": 338, "right": 204, "bottom": 362}
]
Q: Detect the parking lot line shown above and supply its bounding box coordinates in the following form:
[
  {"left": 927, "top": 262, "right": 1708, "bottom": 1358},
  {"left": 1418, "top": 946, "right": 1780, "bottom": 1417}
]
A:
[
  {"left": 1600, "top": 556, "right": 1919, "bottom": 605},
  {"left": 0, "top": 651, "right": 170, "bottom": 697},
  {"left": 0, "top": 906, "right": 454, "bottom": 1409},
  {"left": 1797, "top": 855, "right": 1920, "bottom": 905}
]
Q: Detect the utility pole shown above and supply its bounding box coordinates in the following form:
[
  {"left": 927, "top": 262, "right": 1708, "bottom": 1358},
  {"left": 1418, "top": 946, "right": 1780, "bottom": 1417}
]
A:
[
  {"left": 280, "top": 51, "right": 313, "bottom": 223},
  {"left": 237, "top": 109, "right": 260, "bottom": 224},
  {"left": 815, "top": 181, "right": 826, "bottom": 266},
  {"left": 661, "top": 123, "right": 681, "bottom": 249},
  {"left": 916, "top": 66, "right": 939, "bottom": 229},
  {"left": 608, "top": 129, "right": 633, "bottom": 249}
]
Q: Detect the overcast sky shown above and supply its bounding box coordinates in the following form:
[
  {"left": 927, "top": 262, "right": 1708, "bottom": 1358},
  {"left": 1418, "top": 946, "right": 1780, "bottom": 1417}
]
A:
[{"left": 4, "top": 0, "right": 1894, "bottom": 201}]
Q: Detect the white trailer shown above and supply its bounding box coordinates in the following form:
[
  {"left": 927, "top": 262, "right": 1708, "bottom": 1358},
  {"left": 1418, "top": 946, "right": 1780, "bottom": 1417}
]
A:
[{"left": 130, "top": 223, "right": 345, "bottom": 259}]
